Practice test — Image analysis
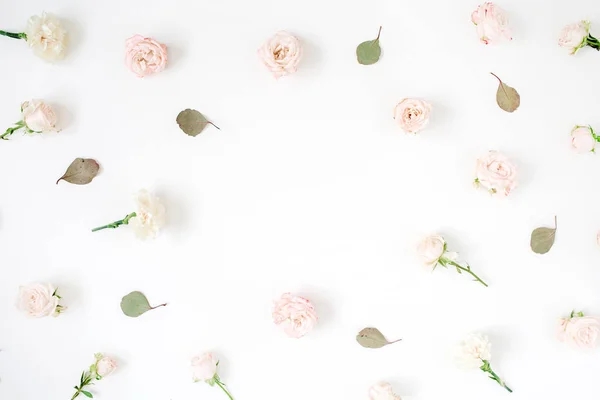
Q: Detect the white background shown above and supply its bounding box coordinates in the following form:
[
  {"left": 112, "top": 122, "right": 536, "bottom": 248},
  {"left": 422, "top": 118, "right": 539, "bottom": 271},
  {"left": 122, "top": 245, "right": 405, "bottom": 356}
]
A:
[{"left": 1, "top": 0, "right": 600, "bottom": 399}]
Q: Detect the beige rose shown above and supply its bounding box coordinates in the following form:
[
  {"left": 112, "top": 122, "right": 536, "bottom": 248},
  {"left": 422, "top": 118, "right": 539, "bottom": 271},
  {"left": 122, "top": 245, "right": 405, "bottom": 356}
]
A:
[
  {"left": 191, "top": 352, "right": 218, "bottom": 383},
  {"left": 474, "top": 151, "right": 517, "bottom": 196},
  {"left": 571, "top": 126, "right": 596, "bottom": 154},
  {"left": 21, "top": 100, "right": 58, "bottom": 133},
  {"left": 258, "top": 31, "right": 302, "bottom": 78},
  {"left": 16, "top": 283, "right": 60, "bottom": 318},
  {"left": 393, "top": 98, "right": 431, "bottom": 133},
  {"left": 94, "top": 354, "right": 118, "bottom": 378},
  {"left": 417, "top": 235, "right": 447, "bottom": 267},
  {"left": 562, "top": 316, "right": 600, "bottom": 348}
]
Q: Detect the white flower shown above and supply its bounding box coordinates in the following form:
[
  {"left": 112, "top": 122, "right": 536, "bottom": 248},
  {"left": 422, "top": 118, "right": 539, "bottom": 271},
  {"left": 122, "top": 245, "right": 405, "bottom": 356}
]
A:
[
  {"left": 21, "top": 100, "right": 58, "bottom": 133},
  {"left": 24, "top": 12, "right": 67, "bottom": 61},
  {"left": 191, "top": 352, "right": 218, "bottom": 383},
  {"left": 558, "top": 314, "right": 600, "bottom": 349},
  {"left": 16, "top": 283, "right": 61, "bottom": 318},
  {"left": 559, "top": 21, "right": 590, "bottom": 54},
  {"left": 417, "top": 235, "right": 449, "bottom": 267},
  {"left": 571, "top": 126, "right": 596, "bottom": 154},
  {"left": 456, "top": 333, "right": 492, "bottom": 369},
  {"left": 369, "top": 382, "right": 402, "bottom": 400},
  {"left": 258, "top": 31, "right": 302, "bottom": 78},
  {"left": 94, "top": 353, "right": 118, "bottom": 378},
  {"left": 130, "top": 189, "right": 166, "bottom": 240}
]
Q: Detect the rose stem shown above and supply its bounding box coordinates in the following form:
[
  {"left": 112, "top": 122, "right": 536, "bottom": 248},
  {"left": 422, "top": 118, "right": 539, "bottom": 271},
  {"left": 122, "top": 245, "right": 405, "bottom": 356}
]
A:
[{"left": 91, "top": 212, "right": 137, "bottom": 232}]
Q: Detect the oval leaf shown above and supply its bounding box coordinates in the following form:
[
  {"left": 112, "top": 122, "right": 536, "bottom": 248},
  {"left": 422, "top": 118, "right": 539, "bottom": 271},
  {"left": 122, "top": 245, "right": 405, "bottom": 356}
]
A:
[
  {"left": 176, "top": 109, "right": 219, "bottom": 137},
  {"left": 530, "top": 216, "right": 557, "bottom": 254},
  {"left": 491, "top": 73, "right": 520, "bottom": 112},
  {"left": 356, "top": 327, "right": 400, "bottom": 349},
  {"left": 120, "top": 291, "right": 152, "bottom": 317},
  {"left": 357, "top": 27, "right": 382, "bottom": 65},
  {"left": 56, "top": 158, "right": 100, "bottom": 185}
]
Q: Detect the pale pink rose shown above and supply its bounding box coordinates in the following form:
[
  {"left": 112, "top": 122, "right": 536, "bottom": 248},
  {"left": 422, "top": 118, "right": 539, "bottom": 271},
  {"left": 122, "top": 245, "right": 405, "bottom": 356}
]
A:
[
  {"left": 369, "top": 381, "right": 402, "bottom": 400},
  {"left": 563, "top": 316, "right": 600, "bottom": 348},
  {"left": 474, "top": 151, "right": 517, "bottom": 196},
  {"left": 21, "top": 100, "right": 57, "bottom": 133},
  {"left": 393, "top": 98, "right": 432, "bottom": 134},
  {"left": 471, "top": 2, "right": 512, "bottom": 44},
  {"left": 125, "top": 35, "right": 168, "bottom": 77},
  {"left": 571, "top": 126, "right": 596, "bottom": 154},
  {"left": 191, "top": 352, "right": 218, "bottom": 383},
  {"left": 16, "top": 283, "right": 60, "bottom": 318},
  {"left": 258, "top": 31, "right": 302, "bottom": 78},
  {"left": 94, "top": 354, "right": 117, "bottom": 378},
  {"left": 417, "top": 235, "right": 446, "bottom": 267},
  {"left": 559, "top": 21, "right": 590, "bottom": 54},
  {"left": 272, "top": 293, "right": 317, "bottom": 338}
]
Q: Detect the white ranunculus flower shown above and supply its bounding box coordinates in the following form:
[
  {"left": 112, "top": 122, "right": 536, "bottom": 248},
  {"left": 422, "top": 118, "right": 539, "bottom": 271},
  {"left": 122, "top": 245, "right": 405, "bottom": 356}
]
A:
[
  {"left": 24, "top": 12, "right": 67, "bottom": 61},
  {"left": 456, "top": 333, "right": 492, "bottom": 369},
  {"left": 21, "top": 100, "right": 58, "bottom": 133},
  {"left": 16, "top": 283, "right": 60, "bottom": 318},
  {"left": 130, "top": 189, "right": 166, "bottom": 240}
]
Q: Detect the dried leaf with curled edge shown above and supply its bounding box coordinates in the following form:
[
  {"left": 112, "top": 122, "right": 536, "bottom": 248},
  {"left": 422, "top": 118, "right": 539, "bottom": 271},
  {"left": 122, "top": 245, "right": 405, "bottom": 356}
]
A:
[
  {"left": 56, "top": 158, "right": 100, "bottom": 185},
  {"left": 530, "top": 216, "right": 557, "bottom": 255},
  {"left": 176, "top": 109, "right": 220, "bottom": 137},
  {"left": 120, "top": 291, "right": 167, "bottom": 318},
  {"left": 356, "top": 26, "right": 382, "bottom": 65},
  {"left": 356, "top": 327, "right": 401, "bottom": 348},
  {"left": 491, "top": 73, "right": 520, "bottom": 112}
]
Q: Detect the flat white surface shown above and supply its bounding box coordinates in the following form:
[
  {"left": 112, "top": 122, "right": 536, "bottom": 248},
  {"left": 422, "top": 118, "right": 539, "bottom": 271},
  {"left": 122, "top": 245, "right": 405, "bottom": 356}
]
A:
[{"left": 1, "top": 0, "right": 600, "bottom": 399}]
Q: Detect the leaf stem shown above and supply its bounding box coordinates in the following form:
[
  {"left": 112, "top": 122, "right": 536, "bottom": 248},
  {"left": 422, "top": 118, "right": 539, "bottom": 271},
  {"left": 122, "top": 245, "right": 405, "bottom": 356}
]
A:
[
  {"left": 92, "top": 212, "right": 137, "bottom": 232},
  {"left": 208, "top": 121, "right": 221, "bottom": 130},
  {"left": 375, "top": 26, "right": 382, "bottom": 41},
  {"left": 215, "top": 378, "right": 234, "bottom": 400},
  {"left": 0, "top": 121, "right": 25, "bottom": 140},
  {"left": 447, "top": 260, "right": 488, "bottom": 287},
  {"left": 0, "top": 30, "right": 26, "bottom": 40},
  {"left": 553, "top": 215, "right": 557, "bottom": 230},
  {"left": 150, "top": 303, "right": 168, "bottom": 310},
  {"left": 481, "top": 360, "right": 512, "bottom": 393}
]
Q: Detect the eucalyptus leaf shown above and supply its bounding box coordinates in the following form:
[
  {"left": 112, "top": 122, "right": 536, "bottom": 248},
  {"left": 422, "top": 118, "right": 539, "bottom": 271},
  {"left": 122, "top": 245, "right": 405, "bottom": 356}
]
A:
[
  {"left": 81, "top": 391, "right": 93, "bottom": 398},
  {"left": 356, "top": 327, "right": 401, "bottom": 349},
  {"left": 530, "top": 216, "right": 557, "bottom": 255},
  {"left": 491, "top": 73, "right": 520, "bottom": 112},
  {"left": 176, "top": 109, "right": 219, "bottom": 137},
  {"left": 56, "top": 158, "right": 100, "bottom": 185},
  {"left": 120, "top": 291, "right": 167, "bottom": 318},
  {"left": 356, "top": 27, "right": 382, "bottom": 65}
]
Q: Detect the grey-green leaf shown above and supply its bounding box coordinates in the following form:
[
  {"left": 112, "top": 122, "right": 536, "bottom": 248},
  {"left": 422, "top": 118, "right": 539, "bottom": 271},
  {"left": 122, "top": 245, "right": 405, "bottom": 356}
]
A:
[
  {"left": 120, "top": 291, "right": 166, "bottom": 317},
  {"left": 530, "top": 216, "right": 557, "bottom": 254},
  {"left": 56, "top": 158, "right": 100, "bottom": 185},
  {"left": 356, "top": 327, "right": 401, "bottom": 349},
  {"left": 491, "top": 73, "right": 520, "bottom": 112},
  {"left": 356, "top": 27, "right": 382, "bottom": 65},
  {"left": 176, "top": 109, "right": 219, "bottom": 137}
]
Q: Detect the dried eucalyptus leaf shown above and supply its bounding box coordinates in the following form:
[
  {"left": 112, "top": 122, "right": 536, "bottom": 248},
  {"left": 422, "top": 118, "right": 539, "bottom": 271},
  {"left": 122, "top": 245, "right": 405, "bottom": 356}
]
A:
[
  {"left": 56, "top": 158, "right": 100, "bottom": 185},
  {"left": 530, "top": 216, "right": 557, "bottom": 254},
  {"left": 176, "top": 109, "right": 219, "bottom": 137},
  {"left": 120, "top": 291, "right": 166, "bottom": 317},
  {"left": 357, "top": 27, "right": 382, "bottom": 65},
  {"left": 356, "top": 327, "right": 401, "bottom": 349},
  {"left": 491, "top": 73, "right": 520, "bottom": 112}
]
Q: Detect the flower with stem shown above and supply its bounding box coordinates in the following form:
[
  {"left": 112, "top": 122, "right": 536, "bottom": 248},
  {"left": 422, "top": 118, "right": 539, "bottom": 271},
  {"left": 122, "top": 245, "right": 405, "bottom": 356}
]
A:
[
  {"left": 1, "top": 100, "right": 58, "bottom": 140},
  {"left": 192, "top": 353, "right": 234, "bottom": 400},
  {"left": 559, "top": 20, "right": 600, "bottom": 54},
  {"left": 71, "top": 353, "right": 117, "bottom": 399},
  {"left": 0, "top": 12, "right": 67, "bottom": 61},
  {"left": 417, "top": 235, "right": 488, "bottom": 287},
  {"left": 457, "top": 333, "right": 512, "bottom": 393},
  {"left": 571, "top": 125, "right": 598, "bottom": 154}
]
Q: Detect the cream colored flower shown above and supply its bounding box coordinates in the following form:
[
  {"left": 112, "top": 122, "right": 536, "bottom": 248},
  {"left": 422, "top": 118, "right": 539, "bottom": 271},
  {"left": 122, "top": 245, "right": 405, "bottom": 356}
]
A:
[
  {"left": 272, "top": 293, "right": 318, "bottom": 338},
  {"left": 94, "top": 353, "right": 117, "bottom": 378},
  {"left": 559, "top": 21, "right": 591, "bottom": 54},
  {"left": 21, "top": 100, "right": 57, "bottom": 133},
  {"left": 191, "top": 352, "right": 218, "bottom": 383},
  {"left": 24, "top": 12, "right": 67, "bottom": 61},
  {"left": 125, "top": 35, "right": 168, "bottom": 77},
  {"left": 471, "top": 2, "right": 512, "bottom": 44},
  {"left": 258, "top": 31, "right": 302, "bottom": 78},
  {"left": 369, "top": 382, "right": 402, "bottom": 400},
  {"left": 559, "top": 313, "right": 600, "bottom": 349},
  {"left": 130, "top": 189, "right": 166, "bottom": 240},
  {"left": 16, "top": 283, "right": 61, "bottom": 318},
  {"left": 571, "top": 126, "right": 597, "bottom": 154},
  {"left": 456, "top": 333, "right": 492, "bottom": 369},
  {"left": 417, "top": 235, "right": 449, "bottom": 267},
  {"left": 393, "top": 98, "right": 431, "bottom": 134},
  {"left": 474, "top": 151, "right": 517, "bottom": 196}
]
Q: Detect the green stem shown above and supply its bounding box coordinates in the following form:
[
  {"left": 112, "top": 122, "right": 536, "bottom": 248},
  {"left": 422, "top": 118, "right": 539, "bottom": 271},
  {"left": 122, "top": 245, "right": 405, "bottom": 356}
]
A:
[
  {"left": 447, "top": 260, "right": 488, "bottom": 287},
  {"left": 0, "top": 30, "right": 26, "bottom": 40},
  {"left": 481, "top": 360, "right": 512, "bottom": 393},
  {"left": 92, "top": 212, "right": 136, "bottom": 232},
  {"left": 215, "top": 379, "right": 234, "bottom": 400},
  {"left": 586, "top": 34, "right": 600, "bottom": 51},
  {"left": 0, "top": 121, "right": 25, "bottom": 140}
]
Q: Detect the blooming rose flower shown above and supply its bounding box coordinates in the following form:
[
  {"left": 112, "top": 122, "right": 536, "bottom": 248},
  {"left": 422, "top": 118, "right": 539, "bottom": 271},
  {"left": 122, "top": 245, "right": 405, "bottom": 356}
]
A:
[
  {"left": 393, "top": 98, "right": 432, "bottom": 133},
  {"left": 369, "top": 382, "right": 402, "bottom": 400},
  {"left": 16, "top": 283, "right": 60, "bottom": 318},
  {"left": 258, "top": 31, "right": 302, "bottom": 78},
  {"left": 571, "top": 126, "right": 597, "bottom": 154},
  {"left": 94, "top": 354, "right": 117, "bottom": 378},
  {"left": 125, "top": 35, "right": 168, "bottom": 77},
  {"left": 559, "top": 315, "right": 600, "bottom": 348},
  {"left": 471, "top": 2, "right": 512, "bottom": 44},
  {"left": 474, "top": 151, "right": 517, "bottom": 196},
  {"left": 559, "top": 21, "right": 591, "bottom": 54},
  {"left": 272, "top": 293, "right": 317, "bottom": 338},
  {"left": 130, "top": 189, "right": 166, "bottom": 240},
  {"left": 24, "top": 12, "right": 67, "bottom": 61},
  {"left": 21, "top": 100, "right": 57, "bottom": 133},
  {"left": 456, "top": 333, "right": 492, "bottom": 369},
  {"left": 191, "top": 352, "right": 218, "bottom": 383},
  {"left": 417, "top": 235, "right": 455, "bottom": 267}
]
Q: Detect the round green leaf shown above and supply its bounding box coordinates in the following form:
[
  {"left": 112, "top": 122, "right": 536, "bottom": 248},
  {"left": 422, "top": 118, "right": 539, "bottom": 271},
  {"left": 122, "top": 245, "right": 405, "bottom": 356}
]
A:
[
  {"left": 120, "top": 291, "right": 151, "bottom": 317},
  {"left": 176, "top": 109, "right": 210, "bottom": 137},
  {"left": 356, "top": 27, "right": 382, "bottom": 65},
  {"left": 356, "top": 327, "right": 401, "bottom": 348},
  {"left": 530, "top": 216, "right": 557, "bottom": 254}
]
